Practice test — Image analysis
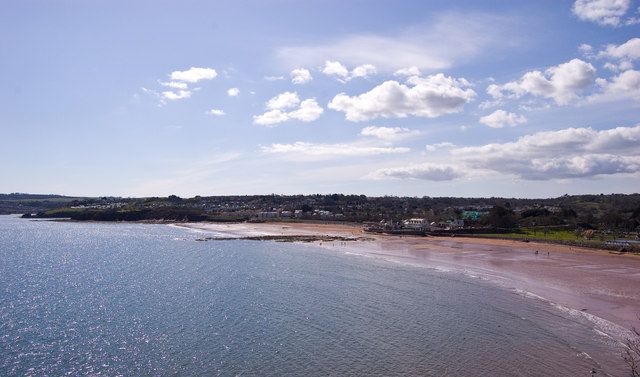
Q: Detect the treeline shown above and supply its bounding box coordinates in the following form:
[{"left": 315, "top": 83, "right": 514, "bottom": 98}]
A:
[
  {"left": 8, "top": 192, "right": 640, "bottom": 232},
  {"left": 22, "top": 207, "right": 247, "bottom": 222}
]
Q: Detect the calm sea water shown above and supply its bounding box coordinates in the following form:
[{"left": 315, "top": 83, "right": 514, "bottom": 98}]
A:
[{"left": 0, "top": 215, "right": 627, "bottom": 376}]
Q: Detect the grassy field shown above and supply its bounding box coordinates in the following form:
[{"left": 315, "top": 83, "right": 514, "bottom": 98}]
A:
[{"left": 474, "top": 227, "right": 631, "bottom": 247}]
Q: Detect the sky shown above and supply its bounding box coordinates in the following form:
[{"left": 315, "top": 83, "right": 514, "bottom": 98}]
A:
[{"left": 1, "top": 0, "right": 639, "bottom": 198}]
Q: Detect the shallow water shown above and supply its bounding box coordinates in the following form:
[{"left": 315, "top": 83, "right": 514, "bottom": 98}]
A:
[{"left": 0, "top": 216, "right": 627, "bottom": 376}]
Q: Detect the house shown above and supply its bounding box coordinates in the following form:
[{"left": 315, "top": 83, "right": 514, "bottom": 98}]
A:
[
  {"left": 403, "top": 218, "right": 429, "bottom": 230},
  {"left": 256, "top": 211, "right": 279, "bottom": 219},
  {"left": 447, "top": 219, "right": 464, "bottom": 228},
  {"left": 461, "top": 210, "right": 482, "bottom": 221}
]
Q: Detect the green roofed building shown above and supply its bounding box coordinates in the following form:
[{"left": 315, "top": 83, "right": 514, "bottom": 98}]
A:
[{"left": 461, "top": 211, "right": 482, "bottom": 221}]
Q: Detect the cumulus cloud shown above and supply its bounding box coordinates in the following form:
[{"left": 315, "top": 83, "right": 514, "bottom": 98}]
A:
[
  {"left": 479, "top": 110, "right": 527, "bottom": 128},
  {"left": 253, "top": 110, "right": 290, "bottom": 126},
  {"left": 592, "top": 69, "right": 640, "bottom": 101},
  {"left": 262, "top": 142, "right": 409, "bottom": 159},
  {"left": 451, "top": 125, "right": 640, "bottom": 180},
  {"left": 328, "top": 74, "right": 476, "bottom": 121},
  {"left": 351, "top": 64, "right": 377, "bottom": 78},
  {"left": 322, "top": 61, "right": 377, "bottom": 81},
  {"left": 360, "top": 126, "right": 421, "bottom": 141},
  {"left": 598, "top": 38, "right": 640, "bottom": 70},
  {"left": 144, "top": 67, "right": 217, "bottom": 104},
  {"left": 288, "top": 99, "right": 325, "bottom": 122},
  {"left": 170, "top": 67, "right": 217, "bottom": 83},
  {"left": 207, "top": 109, "right": 225, "bottom": 116},
  {"left": 254, "top": 92, "right": 323, "bottom": 126},
  {"left": 266, "top": 91, "right": 300, "bottom": 110},
  {"left": 227, "top": 87, "right": 240, "bottom": 97},
  {"left": 369, "top": 163, "right": 462, "bottom": 181},
  {"left": 599, "top": 38, "right": 640, "bottom": 60},
  {"left": 264, "top": 75, "right": 285, "bottom": 81},
  {"left": 322, "top": 60, "right": 349, "bottom": 78},
  {"left": 572, "top": 0, "right": 632, "bottom": 26},
  {"left": 276, "top": 12, "right": 520, "bottom": 72},
  {"left": 162, "top": 90, "right": 192, "bottom": 100},
  {"left": 371, "top": 124, "right": 640, "bottom": 182},
  {"left": 487, "top": 58, "right": 596, "bottom": 105},
  {"left": 290, "top": 68, "right": 313, "bottom": 84}
]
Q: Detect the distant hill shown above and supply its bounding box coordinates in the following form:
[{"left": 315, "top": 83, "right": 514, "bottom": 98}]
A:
[
  {"left": 0, "top": 193, "right": 90, "bottom": 214},
  {"left": 7, "top": 192, "right": 640, "bottom": 233}
]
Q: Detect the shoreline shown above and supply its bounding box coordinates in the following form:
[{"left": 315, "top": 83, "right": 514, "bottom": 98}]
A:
[{"left": 176, "top": 221, "right": 640, "bottom": 340}]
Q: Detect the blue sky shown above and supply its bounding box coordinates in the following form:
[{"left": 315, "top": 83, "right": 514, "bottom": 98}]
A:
[{"left": 1, "top": 0, "right": 639, "bottom": 197}]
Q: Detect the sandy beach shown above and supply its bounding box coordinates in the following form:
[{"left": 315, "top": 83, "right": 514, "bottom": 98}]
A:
[{"left": 177, "top": 221, "right": 640, "bottom": 339}]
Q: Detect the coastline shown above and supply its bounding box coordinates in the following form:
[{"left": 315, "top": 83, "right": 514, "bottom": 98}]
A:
[{"left": 176, "top": 221, "right": 640, "bottom": 339}]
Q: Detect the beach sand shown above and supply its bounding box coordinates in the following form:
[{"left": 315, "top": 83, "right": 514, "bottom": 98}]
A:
[{"left": 177, "top": 221, "right": 640, "bottom": 338}]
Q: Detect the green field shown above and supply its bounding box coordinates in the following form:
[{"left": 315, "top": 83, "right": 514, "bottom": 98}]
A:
[{"left": 475, "top": 227, "right": 628, "bottom": 246}]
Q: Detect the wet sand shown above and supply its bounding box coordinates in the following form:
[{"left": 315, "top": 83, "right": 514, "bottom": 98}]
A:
[{"left": 177, "top": 221, "right": 640, "bottom": 338}]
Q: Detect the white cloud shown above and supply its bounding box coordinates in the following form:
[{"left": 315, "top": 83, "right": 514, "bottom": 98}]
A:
[
  {"left": 479, "top": 110, "right": 527, "bottom": 128},
  {"left": 288, "top": 99, "right": 325, "bottom": 122},
  {"left": 253, "top": 110, "right": 290, "bottom": 126},
  {"left": 599, "top": 38, "right": 640, "bottom": 60},
  {"left": 597, "top": 38, "right": 640, "bottom": 71},
  {"left": 579, "top": 43, "right": 594, "bottom": 56},
  {"left": 603, "top": 60, "right": 634, "bottom": 71},
  {"left": 254, "top": 92, "right": 323, "bottom": 126},
  {"left": 160, "top": 81, "right": 189, "bottom": 90},
  {"left": 227, "top": 87, "right": 240, "bottom": 97},
  {"left": 170, "top": 67, "right": 217, "bottom": 83},
  {"left": 328, "top": 74, "right": 476, "bottom": 121},
  {"left": 351, "top": 64, "right": 377, "bottom": 78},
  {"left": 162, "top": 90, "right": 192, "bottom": 100},
  {"left": 276, "top": 12, "right": 520, "bottom": 72},
  {"left": 572, "top": 0, "right": 632, "bottom": 26},
  {"left": 207, "top": 109, "right": 225, "bottom": 116},
  {"left": 591, "top": 69, "right": 640, "bottom": 101},
  {"left": 262, "top": 142, "right": 409, "bottom": 158},
  {"left": 266, "top": 91, "right": 300, "bottom": 110},
  {"left": 360, "top": 126, "right": 421, "bottom": 141},
  {"left": 322, "top": 60, "right": 349, "bottom": 78},
  {"left": 144, "top": 67, "right": 216, "bottom": 104},
  {"left": 369, "top": 163, "right": 462, "bottom": 181},
  {"left": 425, "top": 142, "right": 456, "bottom": 151},
  {"left": 487, "top": 58, "right": 596, "bottom": 105},
  {"left": 321, "top": 61, "right": 377, "bottom": 81},
  {"left": 371, "top": 124, "right": 640, "bottom": 182},
  {"left": 290, "top": 68, "right": 313, "bottom": 84},
  {"left": 451, "top": 124, "right": 640, "bottom": 180},
  {"left": 264, "top": 75, "right": 285, "bottom": 81},
  {"left": 394, "top": 66, "right": 422, "bottom": 77}
]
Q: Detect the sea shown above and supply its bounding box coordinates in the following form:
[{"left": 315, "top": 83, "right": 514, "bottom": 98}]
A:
[{"left": 0, "top": 215, "right": 629, "bottom": 376}]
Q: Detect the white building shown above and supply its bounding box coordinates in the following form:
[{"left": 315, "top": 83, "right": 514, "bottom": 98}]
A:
[
  {"left": 256, "top": 211, "right": 279, "bottom": 219},
  {"left": 403, "top": 218, "right": 429, "bottom": 230}
]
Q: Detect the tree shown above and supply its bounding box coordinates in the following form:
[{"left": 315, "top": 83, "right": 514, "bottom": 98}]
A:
[
  {"left": 167, "top": 195, "right": 182, "bottom": 203},
  {"left": 483, "top": 205, "right": 518, "bottom": 229}
]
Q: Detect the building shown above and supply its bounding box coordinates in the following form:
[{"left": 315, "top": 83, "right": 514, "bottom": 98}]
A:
[
  {"left": 256, "top": 211, "right": 279, "bottom": 219},
  {"left": 403, "top": 218, "right": 429, "bottom": 230},
  {"left": 448, "top": 219, "right": 464, "bottom": 228}
]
